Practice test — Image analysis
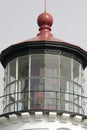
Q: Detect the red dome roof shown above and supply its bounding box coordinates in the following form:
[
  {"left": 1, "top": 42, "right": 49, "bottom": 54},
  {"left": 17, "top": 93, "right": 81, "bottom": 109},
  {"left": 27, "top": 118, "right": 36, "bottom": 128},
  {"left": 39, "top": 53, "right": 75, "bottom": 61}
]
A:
[{"left": 18, "top": 12, "right": 75, "bottom": 44}]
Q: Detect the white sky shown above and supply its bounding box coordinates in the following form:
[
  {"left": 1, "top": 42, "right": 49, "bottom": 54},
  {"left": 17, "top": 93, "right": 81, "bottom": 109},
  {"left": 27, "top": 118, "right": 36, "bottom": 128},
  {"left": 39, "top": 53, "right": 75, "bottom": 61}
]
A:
[{"left": 0, "top": 0, "right": 87, "bottom": 113}]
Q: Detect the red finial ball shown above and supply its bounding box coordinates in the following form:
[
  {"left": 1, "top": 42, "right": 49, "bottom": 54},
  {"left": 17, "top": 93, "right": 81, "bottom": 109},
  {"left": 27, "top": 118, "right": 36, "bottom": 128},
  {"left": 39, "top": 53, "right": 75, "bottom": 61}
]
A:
[{"left": 37, "top": 12, "right": 53, "bottom": 27}]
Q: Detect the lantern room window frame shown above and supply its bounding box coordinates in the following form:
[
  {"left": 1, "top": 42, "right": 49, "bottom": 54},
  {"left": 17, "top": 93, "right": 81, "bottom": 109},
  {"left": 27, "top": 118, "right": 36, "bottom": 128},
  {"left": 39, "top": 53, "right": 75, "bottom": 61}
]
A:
[{"left": 3, "top": 53, "right": 85, "bottom": 115}]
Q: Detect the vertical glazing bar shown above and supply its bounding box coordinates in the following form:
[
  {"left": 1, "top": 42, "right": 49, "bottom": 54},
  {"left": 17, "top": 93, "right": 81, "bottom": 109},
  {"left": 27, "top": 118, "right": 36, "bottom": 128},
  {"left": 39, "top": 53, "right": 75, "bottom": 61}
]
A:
[
  {"left": 7, "top": 63, "right": 10, "bottom": 113},
  {"left": 28, "top": 55, "right": 31, "bottom": 109},
  {"left": 15, "top": 58, "right": 18, "bottom": 111},
  {"left": 71, "top": 59, "right": 74, "bottom": 112},
  {"left": 59, "top": 55, "right": 60, "bottom": 110},
  {"left": 3, "top": 68, "right": 6, "bottom": 112}
]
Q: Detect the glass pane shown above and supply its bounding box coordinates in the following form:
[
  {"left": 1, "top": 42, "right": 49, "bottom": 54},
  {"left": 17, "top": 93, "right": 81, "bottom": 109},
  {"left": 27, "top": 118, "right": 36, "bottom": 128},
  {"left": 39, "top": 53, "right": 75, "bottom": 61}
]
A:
[
  {"left": 74, "top": 83, "right": 81, "bottom": 95},
  {"left": 18, "top": 79, "right": 29, "bottom": 110},
  {"left": 45, "top": 54, "right": 59, "bottom": 77},
  {"left": 5, "top": 86, "right": 10, "bottom": 110},
  {"left": 57, "top": 97, "right": 60, "bottom": 110},
  {"left": 10, "top": 83, "right": 16, "bottom": 94},
  {"left": 6, "top": 95, "right": 9, "bottom": 106},
  {"left": 4, "top": 66, "right": 8, "bottom": 86},
  {"left": 74, "top": 104, "right": 79, "bottom": 113},
  {"left": 15, "top": 102, "right": 17, "bottom": 111},
  {"left": 69, "top": 82, "right": 73, "bottom": 93},
  {"left": 30, "top": 78, "right": 44, "bottom": 109},
  {"left": 18, "top": 56, "right": 29, "bottom": 79},
  {"left": 73, "top": 60, "right": 81, "bottom": 85},
  {"left": 60, "top": 79, "right": 73, "bottom": 94},
  {"left": 74, "top": 83, "right": 78, "bottom": 94},
  {"left": 74, "top": 95, "right": 79, "bottom": 113},
  {"left": 17, "top": 81, "right": 23, "bottom": 111},
  {"left": 18, "top": 80, "right": 22, "bottom": 100},
  {"left": 18, "top": 102, "right": 22, "bottom": 111},
  {"left": 30, "top": 78, "right": 44, "bottom": 91},
  {"left": 60, "top": 97, "right": 65, "bottom": 110},
  {"left": 30, "top": 91, "right": 44, "bottom": 109},
  {"left": 9, "top": 83, "right": 16, "bottom": 104},
  {"left": 60, "top": 79, "right": 67, "bottom": 92},
  {"left": 60, "top": 56, "right": 71, "bottom": 80},
  {"left": 45, "top": 92, "right": 56, "bottom": 110},
  {"left": 82, "top": 97, "right": 85, "bottom": 114},
  {"left": 3, "top": 89, "right": 6, "bottom": 109},
  {"left": 70, "top": 95, "right": 73, "bottom": 112},
  {"left": 9, "top": 59, "right": 16, "bottom": 82},
  {"left": 10, "top": 104, "right": 15, "bottom": 112},
  {"left": 6, "top": 86, "right": 9, "bottom": 95},
  {"left": 31, "top": 55, "right": 45, "bottom": 76},
  {"left": 45, "top": 77, "right": 59, "bottom": 91}
]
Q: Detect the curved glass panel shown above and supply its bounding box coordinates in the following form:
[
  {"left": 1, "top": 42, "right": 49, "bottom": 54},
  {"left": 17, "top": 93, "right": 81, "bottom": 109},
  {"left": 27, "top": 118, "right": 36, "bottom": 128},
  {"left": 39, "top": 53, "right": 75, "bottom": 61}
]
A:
[
  {"left": 30, "top": 55, "right": 45, "bottom": 109},
  {"left": 18, "top": 56, "right": 29, "bottom": 79},
  {"left": 73, "top": 60, "right": 81, "bottom": 85},
  {"left": 9, "top": 59, "right": 16, "bottom": 83},
  {"left": 45, "top": 54, "right": 59, "bottom": 78},
  {"left": 60, "top": 56, "right": 71, "bottom": 80}
]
